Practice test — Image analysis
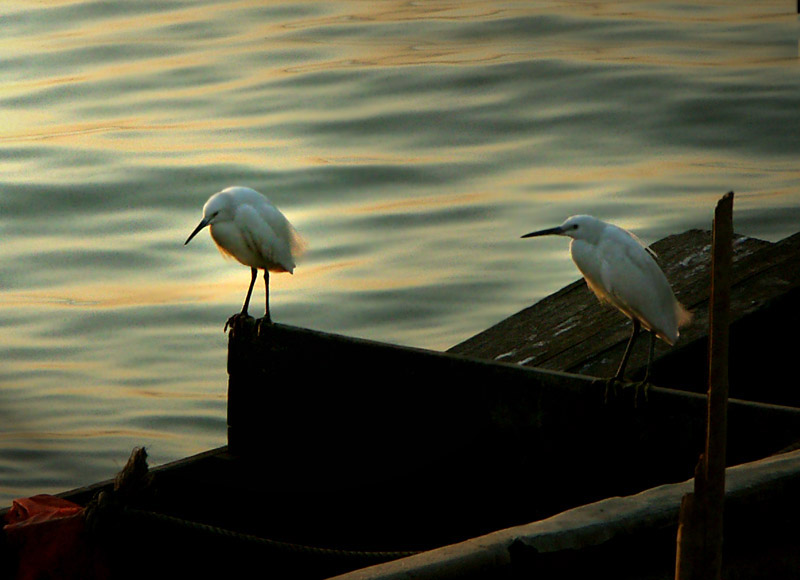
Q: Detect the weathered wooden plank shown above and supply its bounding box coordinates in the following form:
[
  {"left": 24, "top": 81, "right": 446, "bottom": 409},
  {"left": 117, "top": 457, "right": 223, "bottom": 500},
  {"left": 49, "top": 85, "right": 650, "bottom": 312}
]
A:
[
  {"left": 449, "top": 230, "right": 800, "bottom": 407},
  {"left": 652, "top": 230, "right": 800, "bottom": 404},
  {"left": 329, "top": 449, "right": 800, "bottom": 580},
  {"left": 448, "top": 230, "right": 738, "bottom": 368}
]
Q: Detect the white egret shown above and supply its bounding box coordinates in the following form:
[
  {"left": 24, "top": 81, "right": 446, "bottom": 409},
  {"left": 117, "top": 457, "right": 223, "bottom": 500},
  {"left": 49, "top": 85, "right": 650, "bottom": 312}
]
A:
[
  {"left": 185, "top": 186, "right": 305, "bottom": 328},
  {"left": 522, "top": 215, "right": 691, "bottom": 390}
]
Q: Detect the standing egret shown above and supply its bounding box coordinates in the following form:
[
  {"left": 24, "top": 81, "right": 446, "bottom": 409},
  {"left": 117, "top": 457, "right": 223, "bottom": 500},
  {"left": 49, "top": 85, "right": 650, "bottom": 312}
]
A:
[
  {"left": 522, "top": 215, "right": 691, "bottom": 391},
  {"left": 185, "top": 186, "right": 305, "bottom": 329}
]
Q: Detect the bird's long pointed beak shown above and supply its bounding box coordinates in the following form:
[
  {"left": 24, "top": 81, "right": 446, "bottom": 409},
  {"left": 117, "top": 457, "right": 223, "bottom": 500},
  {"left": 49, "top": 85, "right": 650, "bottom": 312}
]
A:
[
  {"left": 521, "top": 226, "right": 564, "bottom": 239},
  {"left": 185, "top": 217, "right": 211, "bottom": 245}
]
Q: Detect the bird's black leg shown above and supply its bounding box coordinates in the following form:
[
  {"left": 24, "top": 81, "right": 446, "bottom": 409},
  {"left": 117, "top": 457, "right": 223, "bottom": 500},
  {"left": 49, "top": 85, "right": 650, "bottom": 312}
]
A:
[
  {"left": 263, "top": 270, "right": 271, "bottom": 324},
  {"left": 242, "top": 267, "right": 258, "bottom": 316},
  {"left": 605, "top": 318, "right": 641, "bottom": 402},
  {"left": 615, "top": 318, "right": 641, "bottom": 381},
  {"left": 642, "top": 331, "right": 655, "bottom": 383},
  {"left": 225, "top": 267, "right": 258, "bottom": 332},
  {"left": 633, "top": 332, "right": 656, "bottom": 406}
]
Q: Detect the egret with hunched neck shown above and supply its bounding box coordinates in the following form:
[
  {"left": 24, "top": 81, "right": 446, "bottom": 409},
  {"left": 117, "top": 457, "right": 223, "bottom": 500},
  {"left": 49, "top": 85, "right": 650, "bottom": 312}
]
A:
[{"left": 185, "top": 186, "right": 305, "bottom": 329}]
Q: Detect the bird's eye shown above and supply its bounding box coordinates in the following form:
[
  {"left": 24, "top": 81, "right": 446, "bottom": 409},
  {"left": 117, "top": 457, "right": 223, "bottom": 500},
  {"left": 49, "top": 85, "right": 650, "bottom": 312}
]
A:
[{"left": 572, "top": 224, "right": 579, "bottom": 230}]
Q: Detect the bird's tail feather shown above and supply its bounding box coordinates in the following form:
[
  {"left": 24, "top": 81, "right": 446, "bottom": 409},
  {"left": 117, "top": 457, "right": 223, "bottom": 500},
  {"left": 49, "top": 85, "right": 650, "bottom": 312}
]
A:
[{"left": 676, "top": 301, "right": 693, "bottom": 329}]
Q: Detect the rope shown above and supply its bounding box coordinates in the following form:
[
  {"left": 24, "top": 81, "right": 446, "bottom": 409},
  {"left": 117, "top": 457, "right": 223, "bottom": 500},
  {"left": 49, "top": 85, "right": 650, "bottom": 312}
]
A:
[
  {"left": 85, "top": 447, "right": 422, "bottom": 565},
  {"left": 120, "top": 507, "right": 421, "bottom": 562}
]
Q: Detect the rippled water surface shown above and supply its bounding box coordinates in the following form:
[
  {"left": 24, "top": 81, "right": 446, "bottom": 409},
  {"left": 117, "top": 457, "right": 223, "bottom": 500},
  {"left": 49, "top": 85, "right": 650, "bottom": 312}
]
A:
[{"left": 1, "top": 1, "right": 798, "bottom": 505}]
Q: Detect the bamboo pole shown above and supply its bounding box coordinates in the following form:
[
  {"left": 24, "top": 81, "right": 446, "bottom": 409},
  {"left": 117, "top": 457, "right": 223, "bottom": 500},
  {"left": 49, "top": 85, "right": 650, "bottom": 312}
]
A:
[{"left": 675, "top": 191, "right": 733, "bottom": 580}]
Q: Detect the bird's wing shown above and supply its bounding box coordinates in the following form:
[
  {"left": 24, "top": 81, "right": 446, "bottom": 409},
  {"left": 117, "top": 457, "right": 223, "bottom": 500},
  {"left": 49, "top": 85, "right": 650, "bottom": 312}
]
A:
[
  {"left": 629, "top": 239, "right": 693, "bottom": 340},
  {"left": 234, "top": 204, "right": 296, "bottom": 272},
  {"left": 625, "top": 229, "right": 658, "bottom": 260},
  {"left": 606, "top": 234, "right": 683, "bottom": 342},
  {"left": 574, "top": 227, "right": 688, "bottom": 344},
  {"left": 255, "top": 200, "right": 307, "bottom": 262},
  {"left": 573, "top": 235, "right": 655, "bottom": 317}
]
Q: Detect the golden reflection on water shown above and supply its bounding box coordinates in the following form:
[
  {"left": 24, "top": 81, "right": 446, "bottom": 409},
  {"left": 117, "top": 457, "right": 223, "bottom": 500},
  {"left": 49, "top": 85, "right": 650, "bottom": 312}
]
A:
[
  {"left": 349, "top": 191, "right": 489, "bottom": 215},
  {"left": 0, "top": 282, "right": 218, "bottom": 309},
  {"left": 0, "top": 427, "right": 173, "bottom": 443},
  {"left": 2, "top": 120, "right": 140, "bottom": 143}
]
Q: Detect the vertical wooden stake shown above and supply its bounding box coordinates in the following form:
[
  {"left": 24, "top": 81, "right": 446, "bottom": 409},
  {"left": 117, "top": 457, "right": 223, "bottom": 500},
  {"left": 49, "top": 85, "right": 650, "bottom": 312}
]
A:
[
  {"left": 675, "top": 191, "right": 733, "bottom": 580},
  {"left": 704, "top": 190, "right": 733, "bottom": 577}
]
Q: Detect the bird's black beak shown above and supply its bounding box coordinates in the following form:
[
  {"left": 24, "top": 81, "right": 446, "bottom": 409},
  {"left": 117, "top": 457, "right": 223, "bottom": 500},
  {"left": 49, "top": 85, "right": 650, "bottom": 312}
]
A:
[
  {"left": 521, "top": 226, "right": 564, "bottom": 239},
  {"left": 185, "top": 217, "right": 211, "bottom": 245}
]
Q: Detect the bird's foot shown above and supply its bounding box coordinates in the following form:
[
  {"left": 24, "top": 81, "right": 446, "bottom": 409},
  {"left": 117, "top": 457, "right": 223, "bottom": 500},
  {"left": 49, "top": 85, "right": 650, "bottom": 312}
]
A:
[
  {"left": 224, "top": 312, "right": 254, "bottom": 334},
  {"left": 256, "top": 315, "right": 273, "bottom": 336},
  {"left": 632, "top": 380, "right": 650, "bottom": 408},
  {"left": 604, "top": 376, "right": 650, "bottom": 407},
  {"left": 603, "top": 377, "right": 622, "bottom": 404}
]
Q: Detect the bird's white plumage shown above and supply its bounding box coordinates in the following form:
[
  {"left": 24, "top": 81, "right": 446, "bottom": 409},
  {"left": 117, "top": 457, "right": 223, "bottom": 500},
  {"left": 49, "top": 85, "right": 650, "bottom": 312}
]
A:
[
  {"left": 200, "top": 186, "right": 304, "bottom": 272},
  {"left": 524, "top": 215, "right": 691, "bottom": 345}
]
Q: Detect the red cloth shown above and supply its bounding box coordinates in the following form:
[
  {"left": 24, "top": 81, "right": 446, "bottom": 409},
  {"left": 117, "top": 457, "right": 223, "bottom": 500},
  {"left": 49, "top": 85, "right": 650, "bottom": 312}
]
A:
[
  {"left": 4, "top": 495, "right": 83, "bottom": 527},
  {"left": 3, "top": 495, "right": 109, "bottom": 580}
]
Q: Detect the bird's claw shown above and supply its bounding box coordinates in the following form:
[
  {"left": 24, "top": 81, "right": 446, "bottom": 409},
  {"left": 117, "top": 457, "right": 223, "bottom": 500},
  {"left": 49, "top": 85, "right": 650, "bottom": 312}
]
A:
[
  {"left": 632, "top": 380, "right": 650, "bottom": 408},
  {"left": 256, "top": 315, "right": 273, "bottom": 335},
  {"left": 224, "top": 312, "right": 254, "bottom": 333},
  {"left": 603, "top": 377, "right": 621, "bottom": 404},
  {"left": 604, "top": 376, "right": 650, "bottom": 407}
]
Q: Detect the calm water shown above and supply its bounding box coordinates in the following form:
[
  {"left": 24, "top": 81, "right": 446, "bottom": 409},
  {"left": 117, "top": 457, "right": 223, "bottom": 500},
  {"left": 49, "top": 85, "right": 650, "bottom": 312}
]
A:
[{"left": 1, "top": 1, "right": 798, "bottom": 506}]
